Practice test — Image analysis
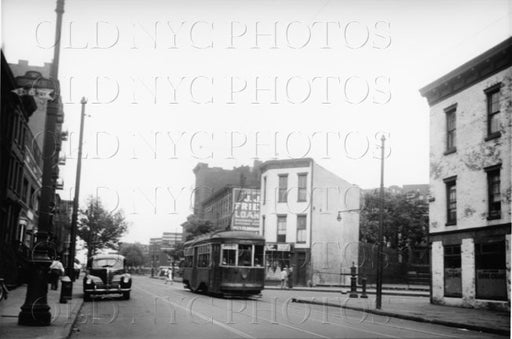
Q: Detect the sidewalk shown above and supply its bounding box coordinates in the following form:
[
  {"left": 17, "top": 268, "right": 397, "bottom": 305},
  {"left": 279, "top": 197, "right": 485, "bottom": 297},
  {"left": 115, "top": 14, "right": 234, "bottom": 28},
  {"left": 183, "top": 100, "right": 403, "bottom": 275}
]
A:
[
  {"left": 290, "top": 292, "right": 510, "bottom": 336},
  {"left": 265, "top": 285, "right": 430, "bottom": 297},
  {"left": 0, "top": 280, "right": 83, "bottom": 339}
]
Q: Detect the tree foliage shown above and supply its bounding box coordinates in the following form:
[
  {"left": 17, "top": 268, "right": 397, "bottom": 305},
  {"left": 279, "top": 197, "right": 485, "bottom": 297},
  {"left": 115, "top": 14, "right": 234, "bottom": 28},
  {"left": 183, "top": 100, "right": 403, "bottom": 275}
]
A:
[
  {"left": 360, "top": 191, "right": 428, "bottom": 250},
  {"left": 120, "top": 244, "right": 145, "bottom": 267},
  {"left": 77, "top": 196, "right": 128, "bottom": 258},
  {"left": 165, "top": 242, "right": 184, "bottom": 261},
  {"left": 181, "top": 214, "right": 216, "bottom": 241}
]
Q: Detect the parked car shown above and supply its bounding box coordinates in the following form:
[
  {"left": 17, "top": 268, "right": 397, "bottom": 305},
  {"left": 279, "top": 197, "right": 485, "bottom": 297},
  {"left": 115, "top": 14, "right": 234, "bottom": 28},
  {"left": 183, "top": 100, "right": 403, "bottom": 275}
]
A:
[{"left": 83, "top": 254, "right": 132, "bottom": 301}]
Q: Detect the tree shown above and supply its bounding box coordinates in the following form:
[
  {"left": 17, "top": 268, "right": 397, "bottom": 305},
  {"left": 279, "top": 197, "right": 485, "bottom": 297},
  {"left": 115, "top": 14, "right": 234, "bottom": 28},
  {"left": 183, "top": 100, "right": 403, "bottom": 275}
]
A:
[
  {"left": 181, "top": 214, "right": 216, "bottom": 241},
  {"left": 77, "top": 196, "right": 128, "bottom": 258},
  {"left": 120, "top": 244, "right": 145, "bottom": 267},
  {"left": 166, "top": 242, "right": 184, "bottom": 261},
  {"left": 360, "top": 191, "right": 428, "bottom": 250}
]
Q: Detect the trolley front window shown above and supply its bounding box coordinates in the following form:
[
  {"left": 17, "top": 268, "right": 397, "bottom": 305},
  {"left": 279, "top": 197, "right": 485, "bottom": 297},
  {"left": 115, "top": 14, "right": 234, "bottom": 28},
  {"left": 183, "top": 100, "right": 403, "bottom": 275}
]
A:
[
  {"left": 220, "top": 243, "right": 264, "bottom": 267},
  {"left": 238, "top": 244, "right": 252, "bottom": 266},
  {"left": 221, "top": 244, "right": 237, "bottom": 266}
]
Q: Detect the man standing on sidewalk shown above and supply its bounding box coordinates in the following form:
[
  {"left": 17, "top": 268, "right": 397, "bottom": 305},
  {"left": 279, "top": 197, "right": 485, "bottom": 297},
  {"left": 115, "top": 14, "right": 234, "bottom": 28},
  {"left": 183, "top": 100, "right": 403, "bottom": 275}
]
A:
[
  {"left": 280, "top": 266, "right": 288, "bottom": 289},
  {"left": 287, "top": 266, "right": 294, "bottom": 289},
  {"left": 49, "top": 258, "right": 64, "bottom": 290}
]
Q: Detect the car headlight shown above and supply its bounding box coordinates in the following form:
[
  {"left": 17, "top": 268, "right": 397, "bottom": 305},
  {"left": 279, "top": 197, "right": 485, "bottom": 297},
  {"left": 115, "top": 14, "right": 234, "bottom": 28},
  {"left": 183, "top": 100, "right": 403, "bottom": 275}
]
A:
[
  {"left": 85, "top": 278, "right": 93, "bottom": 284},
  {"left": 122, "top": 276, "right": 130, "bottom": 283}
]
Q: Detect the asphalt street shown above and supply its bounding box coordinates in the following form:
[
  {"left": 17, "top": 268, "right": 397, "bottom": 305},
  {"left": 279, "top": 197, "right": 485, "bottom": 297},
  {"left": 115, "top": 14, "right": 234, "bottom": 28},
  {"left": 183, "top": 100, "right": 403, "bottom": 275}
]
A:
[{"left": 72, "top": 276, "right": 506, "bottom": 339}]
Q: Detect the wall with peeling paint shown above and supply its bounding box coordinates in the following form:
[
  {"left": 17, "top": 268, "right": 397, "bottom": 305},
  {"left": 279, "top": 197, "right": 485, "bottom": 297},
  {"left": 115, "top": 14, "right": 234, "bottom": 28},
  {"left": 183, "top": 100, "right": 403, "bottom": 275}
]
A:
[{"left": 429, "top": 68, "right": 512, "bottom": 233}]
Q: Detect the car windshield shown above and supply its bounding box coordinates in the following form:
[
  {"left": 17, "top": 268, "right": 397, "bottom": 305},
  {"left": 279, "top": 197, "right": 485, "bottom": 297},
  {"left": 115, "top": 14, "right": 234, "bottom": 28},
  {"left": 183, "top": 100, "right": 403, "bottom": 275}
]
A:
[{"left": 92, "top": 258, "right": 124, "bottom": 269}]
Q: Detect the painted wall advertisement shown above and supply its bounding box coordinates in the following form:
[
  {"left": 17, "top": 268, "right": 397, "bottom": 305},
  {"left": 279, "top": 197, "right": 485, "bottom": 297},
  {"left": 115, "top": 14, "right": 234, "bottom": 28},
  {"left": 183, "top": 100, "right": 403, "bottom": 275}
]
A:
[{"left": 231, "top": 188, "right": 260, "bottom": 232}]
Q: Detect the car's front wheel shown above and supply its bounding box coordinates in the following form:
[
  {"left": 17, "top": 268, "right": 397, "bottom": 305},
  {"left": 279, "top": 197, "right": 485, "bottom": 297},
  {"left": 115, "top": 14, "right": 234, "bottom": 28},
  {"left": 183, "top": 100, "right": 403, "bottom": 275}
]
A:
[
  {"left": 84, "top": 292, "right": 91, "bottom": 301},
  {"left": 122, "top": 291, "right": 130, "bottom": 300}
]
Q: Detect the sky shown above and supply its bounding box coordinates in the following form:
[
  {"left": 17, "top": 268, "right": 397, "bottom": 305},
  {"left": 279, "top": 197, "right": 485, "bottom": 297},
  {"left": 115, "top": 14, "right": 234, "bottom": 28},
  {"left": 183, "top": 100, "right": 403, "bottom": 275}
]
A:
[{"left": 2, "top": 0, "right": 511, "bottom": 244}]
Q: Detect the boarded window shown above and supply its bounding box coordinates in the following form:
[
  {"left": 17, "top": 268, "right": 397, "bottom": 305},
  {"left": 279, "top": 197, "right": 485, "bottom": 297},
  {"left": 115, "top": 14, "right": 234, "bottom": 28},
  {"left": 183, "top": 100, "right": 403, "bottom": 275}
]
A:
[
  {"left": 444, "top": 244, "right": 461, "bottom": 297},
  {"left": 475, "top": 240, "right": 507, "bottom": 300}
]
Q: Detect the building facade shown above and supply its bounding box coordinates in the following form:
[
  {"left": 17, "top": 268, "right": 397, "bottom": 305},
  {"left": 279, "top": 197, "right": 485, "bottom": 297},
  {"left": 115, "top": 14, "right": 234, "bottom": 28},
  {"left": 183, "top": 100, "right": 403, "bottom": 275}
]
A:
[
  {"left": 0, "top": 52, "right": 39, "bottom": 287},
  {"left": 192, "top": 160, "right": 261, "bottom": 218},
  {"left": 161, "top": 232, "right": 183, "bottom": 251},
  {"left": 420, "top": 37, "right": 512, "bottom": 310},
  {"left": 202, "top": 186, "right": 260, "bottom": 232},
  {"left": 259, "top": 158, "right": 360, "bottom": 286}
]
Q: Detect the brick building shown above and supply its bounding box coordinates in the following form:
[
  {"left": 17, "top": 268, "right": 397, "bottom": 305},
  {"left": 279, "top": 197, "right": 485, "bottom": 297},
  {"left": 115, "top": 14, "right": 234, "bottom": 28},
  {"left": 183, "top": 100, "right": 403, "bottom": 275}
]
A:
[
  {"left": 192, "top": 161, "right": 261, "bottom": 218},
  {"left": 202, "top": 186, "right": 260, "bottom": 232},
  {"left": 259, "top": 158, "right": 360, "bottom": 286},
  {"left": 420, "top": 37, "right": 511, "bottom": 310}
]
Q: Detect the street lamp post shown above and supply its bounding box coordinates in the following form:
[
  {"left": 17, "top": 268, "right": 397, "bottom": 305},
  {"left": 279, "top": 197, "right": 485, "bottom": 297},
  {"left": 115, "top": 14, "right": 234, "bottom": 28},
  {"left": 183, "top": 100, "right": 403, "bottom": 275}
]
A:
[
  {"left": 18, "top": 0, "right": 65, "bottom": 326},
  {"left": 65, "top": 98, "right": 87, "bottom": 294},
  {"left": 375, "top": 135, "right": 386, "bottom": 310}
]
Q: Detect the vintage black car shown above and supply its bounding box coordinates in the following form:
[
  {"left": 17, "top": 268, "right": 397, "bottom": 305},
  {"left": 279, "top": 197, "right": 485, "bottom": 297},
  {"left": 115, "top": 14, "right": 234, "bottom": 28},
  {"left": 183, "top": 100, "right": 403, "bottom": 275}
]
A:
[{"left": 83, "top": 254, "right": 132, "bottom": 301}]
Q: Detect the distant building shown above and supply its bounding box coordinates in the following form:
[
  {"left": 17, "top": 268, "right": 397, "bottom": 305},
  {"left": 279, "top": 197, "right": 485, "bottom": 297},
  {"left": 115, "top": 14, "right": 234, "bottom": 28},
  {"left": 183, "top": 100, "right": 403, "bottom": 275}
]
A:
[
  {"left": 149, "top": 232, "right": 183, "bottom": 268},
  {"left": 149, "top": 237, "right": 167, "bottom": 267},
  {"left": 259, "top": 158, "right": 360, "bottom": 286},
  {"left": 420, "top": 37, "right": 511, "bottom": 310},
  {"left": 192, "top": 160, "right": 262, "bottom": 218},
  {"left": 202, "top": 186, "right": 260, "bottom": 232},
  {"left": 161, "top": 232, "right": 182, "bottom": 251}
]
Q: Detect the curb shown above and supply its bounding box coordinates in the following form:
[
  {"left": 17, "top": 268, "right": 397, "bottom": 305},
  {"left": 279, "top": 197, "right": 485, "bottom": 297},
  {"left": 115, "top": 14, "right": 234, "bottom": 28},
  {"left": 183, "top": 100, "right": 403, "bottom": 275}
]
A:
[
  {"left": 291, "top": 298, "right": 510, "bottom": 336},
  {"left": 63, "top": 297, "right": 84, "bottom": 339},
  {"left": 264, "top": 286, "right": 429, "bottom": 297}
]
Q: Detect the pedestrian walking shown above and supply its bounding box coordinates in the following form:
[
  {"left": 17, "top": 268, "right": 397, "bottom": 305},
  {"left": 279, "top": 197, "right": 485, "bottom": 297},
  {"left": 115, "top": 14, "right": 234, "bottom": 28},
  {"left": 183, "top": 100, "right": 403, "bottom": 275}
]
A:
[
  {"left": 49, "top": 258, "right": 64, "bottom": 290},
  {"left": 280, "top": 266, "right": 288, "bottom": 289},
  {"left": 165, "top": 267, "right": 173, "bottom": 285},
  {"left": 287, "top": 266, "right": 293, "bottom": 289}
]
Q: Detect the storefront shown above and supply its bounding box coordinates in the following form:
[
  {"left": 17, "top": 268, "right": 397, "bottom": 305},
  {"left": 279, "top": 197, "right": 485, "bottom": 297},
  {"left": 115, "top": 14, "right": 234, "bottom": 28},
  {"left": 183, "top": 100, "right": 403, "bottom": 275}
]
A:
[{"left": 431, "top": 223, "right": 510, "bottom": 310}]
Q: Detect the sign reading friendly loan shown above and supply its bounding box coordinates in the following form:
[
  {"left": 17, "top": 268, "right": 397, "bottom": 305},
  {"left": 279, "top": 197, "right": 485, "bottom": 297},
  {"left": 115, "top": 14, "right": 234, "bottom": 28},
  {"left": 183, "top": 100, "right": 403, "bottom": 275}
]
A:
[{"left": 232, "top": 188, "right": 260, "bottom": 232}]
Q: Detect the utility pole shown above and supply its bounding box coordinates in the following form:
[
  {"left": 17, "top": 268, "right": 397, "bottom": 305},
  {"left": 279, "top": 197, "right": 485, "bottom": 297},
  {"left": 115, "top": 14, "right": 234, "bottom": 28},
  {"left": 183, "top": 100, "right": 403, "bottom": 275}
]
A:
[
  {"left": 66, "top": 98, "right": 87, "bottom": 289},
  {"left": 19, "top": 0, "right": 65, "bottom": 326},
  {"left": 375, "top": 135, "right": 386, "bottom": 310}
]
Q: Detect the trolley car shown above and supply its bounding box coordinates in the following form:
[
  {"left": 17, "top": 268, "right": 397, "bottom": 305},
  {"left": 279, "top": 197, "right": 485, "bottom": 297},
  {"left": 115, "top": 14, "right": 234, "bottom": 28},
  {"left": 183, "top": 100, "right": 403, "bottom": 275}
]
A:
[{"left": 182, "top": 230, "right": 265, "bottom": 296}]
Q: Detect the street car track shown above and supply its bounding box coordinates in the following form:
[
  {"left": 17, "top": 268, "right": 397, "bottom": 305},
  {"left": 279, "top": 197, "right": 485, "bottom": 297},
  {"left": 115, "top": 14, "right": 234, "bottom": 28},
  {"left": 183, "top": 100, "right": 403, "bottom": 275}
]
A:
[
  {"left": 133, "top": 285, "right": 255, "bottom": 339},
  {"left": 141, "top": 278, "right": 395, "bottom": 339},
  {"left": 138, "top": 280, "right": 332, "bottom": 338},
  {"left": 141, "top": 277, "right": 486, "bottom": 339}
]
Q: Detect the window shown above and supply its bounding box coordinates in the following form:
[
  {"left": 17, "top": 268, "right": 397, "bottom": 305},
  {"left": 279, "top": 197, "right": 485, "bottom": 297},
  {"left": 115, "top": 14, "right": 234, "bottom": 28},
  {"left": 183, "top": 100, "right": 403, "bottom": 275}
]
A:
[
  {"left": 444, "top": 177, "right": 457, "bottom": 225},
  {"left": 444, "top": 244, "right": 462, "bottom": 297},
  {"left": 277, "top": 215, "right": 287, "bottom": 242},
  {"left": 296, "top": 215, "right": 307, "bottom": 243},
  {"left": 486, "top": 165, "right": 501, "bottom": 219},
  {"left": 22, "top": 178, "right": 29, "bottom": 205},
  {"left": 29, "top": 187, "right": 35, "bottom": 208},
  {"left": 278, "top": 175, "right": 288, "bottom": 203},
  {"left": 475, "top": 239, "right": 507, "bottom": 300},
  {"left": 445, "top": 106, "right": 456, "bottom": 153},
  {"left": 197, "top": 245, "right": 210, "bottom": 267},
  {"left": 184, "top": 247, "right": 194, "bottom": 267},
  {"left": 238, "top": 244, "right": 252, "bottom": 266},
  {"left": 486, "top": 85, "right": 501, "bottom": 137},
  {"left": 254, "top": 245, "right": 264, "bottom": 267},
  {"left": 261, "top": 215, "right": 266, "bottom": 237},
  {"left": 262, "top": 176, "right": 267, "bottom": 204},
  {"left": 221, "top": 244, "right": 237, "bottom": 266},
  {"left": 297, "top": 173, "right": 307, "bottom": 202}
]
